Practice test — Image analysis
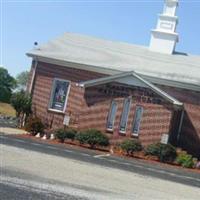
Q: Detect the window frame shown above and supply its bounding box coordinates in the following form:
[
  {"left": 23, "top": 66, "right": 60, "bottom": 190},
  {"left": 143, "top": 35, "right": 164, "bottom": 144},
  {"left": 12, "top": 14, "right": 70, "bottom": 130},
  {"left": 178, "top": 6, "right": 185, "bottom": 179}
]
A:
[
  {"left": 132, "top": 105, "right": 144, "bottom": 137},
  {"left": 48, "top": 78, "right": 71, "bottom": 113},
  {"left": 119, "top": 98, "right": 131, "bottom": 134},
  {"left": 106, "top": 100, "right": 118, "bottom": 132}
]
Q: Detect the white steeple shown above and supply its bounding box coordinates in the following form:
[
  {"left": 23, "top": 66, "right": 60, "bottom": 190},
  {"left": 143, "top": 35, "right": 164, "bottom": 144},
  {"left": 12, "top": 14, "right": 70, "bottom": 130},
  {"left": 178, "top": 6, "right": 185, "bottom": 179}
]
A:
[{"left": 149, "top": 0, "right": 179, "bottom": 54}]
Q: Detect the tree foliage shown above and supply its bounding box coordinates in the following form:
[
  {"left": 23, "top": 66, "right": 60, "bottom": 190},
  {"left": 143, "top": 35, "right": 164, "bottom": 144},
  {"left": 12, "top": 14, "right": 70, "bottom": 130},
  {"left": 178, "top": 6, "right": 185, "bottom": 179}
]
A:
[
  {"left": 16, "top": 71, "right": 30, "bottom": 91},
  {"left": 0, "top": 67, "right": 16, "bottom": 102},
  {"left": 11, "top": 90, "right": 32, "bottom": 127},
  {"left": 11, "top": 90, "right": 32, "bottom": 117}
]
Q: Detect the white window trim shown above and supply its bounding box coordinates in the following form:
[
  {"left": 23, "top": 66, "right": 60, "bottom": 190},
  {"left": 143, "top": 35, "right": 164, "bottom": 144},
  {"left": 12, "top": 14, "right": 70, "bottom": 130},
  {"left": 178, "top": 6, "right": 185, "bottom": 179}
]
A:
[
  {"left": 132, "top": 106, "right": 144, "bottom": 137},
  {"left": 106, "top": 100, "right": 117, "bottom": 132},
  {"left": 48, "top": 78, "right": 71, "bottom": 113},
  {"left": 119, "top": 98, "right": 131, "bottom": 134}
]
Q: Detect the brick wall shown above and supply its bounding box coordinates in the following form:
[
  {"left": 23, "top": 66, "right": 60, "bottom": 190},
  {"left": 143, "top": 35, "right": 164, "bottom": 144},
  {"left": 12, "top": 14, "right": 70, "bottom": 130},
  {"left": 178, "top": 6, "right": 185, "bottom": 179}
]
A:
[
  {"left": 79, "top": 83, "right": 173, "bottom": 146},
  {"left": 30, "top": 62, "right": 174, "bottom": 147},
  {"left": 31, "top": 61, "right": 105, "bottom": 129},
  {"left": 160, "top": 86, "right": 200, "bottom": 158},
  {"left": 28, "top": 61, "right": 200, "bottom": 157}
]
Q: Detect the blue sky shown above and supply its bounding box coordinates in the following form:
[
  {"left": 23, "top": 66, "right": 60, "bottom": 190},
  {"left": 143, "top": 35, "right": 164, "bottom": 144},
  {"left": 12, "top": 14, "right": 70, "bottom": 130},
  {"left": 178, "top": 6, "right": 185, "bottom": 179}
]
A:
[{"left": 1, "top": 0, "right": 200, "bottom": 77}]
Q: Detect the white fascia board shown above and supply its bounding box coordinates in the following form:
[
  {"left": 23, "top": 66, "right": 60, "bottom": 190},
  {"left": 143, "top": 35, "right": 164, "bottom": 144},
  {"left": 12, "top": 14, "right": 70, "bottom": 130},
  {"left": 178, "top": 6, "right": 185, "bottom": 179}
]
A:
[
  {"left": 77, "top": 71, "right": 134, "bottom": 88},
  {"left": 27, "top": 53, "right": 199, "bottom": 93},
  {"left": 141, "top": 74, "right": 200, "bottom": 92},
  {"left": 26, "top": 53, "right": 120, "bottom": 75},
  {"left": 132, "top": 72, "right": 183, "bottom": 106}
]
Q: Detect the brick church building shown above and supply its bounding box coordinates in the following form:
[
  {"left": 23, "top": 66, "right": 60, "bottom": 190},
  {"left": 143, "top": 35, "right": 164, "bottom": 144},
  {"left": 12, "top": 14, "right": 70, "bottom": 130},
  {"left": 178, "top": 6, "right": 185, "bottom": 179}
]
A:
[{"left": 27, "top": 0, "right": 200, "bottom": 158}]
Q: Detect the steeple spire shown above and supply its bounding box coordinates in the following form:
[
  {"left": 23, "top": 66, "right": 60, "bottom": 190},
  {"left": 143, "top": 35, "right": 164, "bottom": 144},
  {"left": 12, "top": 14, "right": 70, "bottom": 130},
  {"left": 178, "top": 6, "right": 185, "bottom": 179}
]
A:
[{"left": 149, "top": 0, "right": 179, "bottom": 54}]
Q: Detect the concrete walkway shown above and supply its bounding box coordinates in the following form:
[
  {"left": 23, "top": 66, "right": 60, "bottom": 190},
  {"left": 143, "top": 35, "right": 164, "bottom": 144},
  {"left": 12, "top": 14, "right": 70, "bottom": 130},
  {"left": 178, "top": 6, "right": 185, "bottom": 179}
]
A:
[{"left": 0, "top": 127, "right": 27, "bottom": 135}]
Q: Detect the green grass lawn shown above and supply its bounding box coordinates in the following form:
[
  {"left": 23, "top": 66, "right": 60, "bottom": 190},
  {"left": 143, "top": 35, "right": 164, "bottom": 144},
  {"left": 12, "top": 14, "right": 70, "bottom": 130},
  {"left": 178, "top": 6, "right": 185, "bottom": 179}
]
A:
[{"left": 0, "top": 102, "right": 16, "bottom": 117}]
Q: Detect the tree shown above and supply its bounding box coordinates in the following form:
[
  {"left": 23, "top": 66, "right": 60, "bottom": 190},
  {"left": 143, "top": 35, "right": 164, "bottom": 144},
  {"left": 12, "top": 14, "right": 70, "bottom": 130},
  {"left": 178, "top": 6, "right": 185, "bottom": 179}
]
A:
[
  {"left": 0, "top": 67, "right": 16, "bottom": 102},
  {"left": 16, "top": 71, "right": 30, "bottom": 91},
  {"left": 11, "top": 90, "right": 32, "bottom": 127}
]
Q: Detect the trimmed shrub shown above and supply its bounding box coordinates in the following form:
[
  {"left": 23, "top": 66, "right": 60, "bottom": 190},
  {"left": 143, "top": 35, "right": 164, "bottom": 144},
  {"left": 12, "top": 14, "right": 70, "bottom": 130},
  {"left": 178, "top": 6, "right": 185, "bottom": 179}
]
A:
[
  {"left": 145, "top": 143, "right": 161, "bottom": 156},
  {"left": 176, "top": 152, "right": 196, "bottom": 168},
  {"left": 145, "top": 143, "right": 177, "bottom": 163},
  {"left": 65, "top": 128, "right": 77, "bottom": 141},
  {"left": 120, "top": 139, "right": 142, "bottom": 156},
  {"left": 55, "top": 128, "right": 77, "bottom": 143},
  {"left": 85, "top": 129, "right": 109, "bottom": 148},
  {"left": 55, "top": 129, "right": 66, "bottom": 143},
  {"left": 75, "top": 129, "right": 109, "bottom": 148},
  {"left": 75, "top": 132, "right": 88, "bottom": 144},
  {"left": 25, "top": 116, "right": 44, "bottom": 136}
]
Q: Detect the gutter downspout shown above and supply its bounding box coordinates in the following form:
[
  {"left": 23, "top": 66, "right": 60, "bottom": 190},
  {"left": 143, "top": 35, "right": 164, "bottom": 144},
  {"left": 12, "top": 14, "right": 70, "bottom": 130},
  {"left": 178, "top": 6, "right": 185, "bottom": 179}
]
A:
[
  {"left": 177, "top": 108, "right": 184, "bottom": 144},
  {"left": 28, "top": 58, "right": 38, "bottom": 94}
]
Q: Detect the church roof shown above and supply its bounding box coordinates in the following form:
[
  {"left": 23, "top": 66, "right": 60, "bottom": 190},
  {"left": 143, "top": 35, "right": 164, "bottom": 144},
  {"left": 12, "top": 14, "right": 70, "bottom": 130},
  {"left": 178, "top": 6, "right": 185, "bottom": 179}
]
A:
[{"left": 27, "top": 32, "right": 200, "bottom": 91}]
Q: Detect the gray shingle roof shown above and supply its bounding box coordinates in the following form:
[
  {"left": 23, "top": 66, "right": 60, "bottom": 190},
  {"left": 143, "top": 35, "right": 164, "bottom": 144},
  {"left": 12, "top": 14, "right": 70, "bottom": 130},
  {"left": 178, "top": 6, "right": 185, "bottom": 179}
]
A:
[{"left": 27, "top": 32, "right": 200, "bottom": 91}]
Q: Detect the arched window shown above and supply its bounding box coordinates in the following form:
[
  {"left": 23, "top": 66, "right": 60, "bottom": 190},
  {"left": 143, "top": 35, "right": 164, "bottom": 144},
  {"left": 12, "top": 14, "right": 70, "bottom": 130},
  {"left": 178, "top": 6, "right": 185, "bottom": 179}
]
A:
[
  {"left": 106, "top": 101, "right": 117, "bottom": 131},
  {"left": 119, "top": 98, "right": 131, "bottom": 133},
  {"left": 132, "top": 106, "right": 143, "bottom": 136}
]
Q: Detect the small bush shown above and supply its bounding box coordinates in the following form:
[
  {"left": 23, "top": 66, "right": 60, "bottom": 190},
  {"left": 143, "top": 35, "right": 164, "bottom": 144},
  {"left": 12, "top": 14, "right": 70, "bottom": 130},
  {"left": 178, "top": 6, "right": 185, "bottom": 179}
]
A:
[
  {"left": 145, "top": 143, "right": 177, "bottom": 163},
  {"left": 65, "top": 128, "right": 77, "bottom": 140},
  {"left": 145, "top": 143, "right": 161, "bottom": 156},
  {"left": 25, "top": 116, "right": 44, "bottom": 136},
  {"left": 55, "top": 129, "right": 66, "bottom": 143},
  {"left": 85, "top": 129, "right": 109, "bottom": 148},
  {"left": 176, "top": 152, "right": 196, "bottom": 168},
  {"left": 75, "top": 129, "right": 109, "bottom": 148},
  {"left": 120, "top": 139, "right": 142, "bottom": 156},
  {"left": 75, "top": 132, "right": 88, "bottom": 144}
]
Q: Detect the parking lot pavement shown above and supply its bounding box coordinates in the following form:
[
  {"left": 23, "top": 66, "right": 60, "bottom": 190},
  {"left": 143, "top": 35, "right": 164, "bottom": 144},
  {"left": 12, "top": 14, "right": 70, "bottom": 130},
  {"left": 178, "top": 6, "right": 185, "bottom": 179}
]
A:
[
  {"left": 0, "top": 116, "right": 17, "bottom": 128},
  {"left": 0, "top": 116, "right": 27, "bottom": 135},
  {"left": 1, "top": 135, "right": 200, "bottom": 200},
  {"left": 1, "top": 133, "right": 200, "bottom": 188}
]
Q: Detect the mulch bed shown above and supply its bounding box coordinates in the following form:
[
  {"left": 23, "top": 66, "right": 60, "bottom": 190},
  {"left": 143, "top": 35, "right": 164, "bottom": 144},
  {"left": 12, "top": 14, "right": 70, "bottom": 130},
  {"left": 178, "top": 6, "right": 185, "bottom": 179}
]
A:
[
  {"left": 14, "top": 133, "right": 200, "bottom": 174},
  {"left": 14, "top": 133, "right": 110, "bottom": 155}
]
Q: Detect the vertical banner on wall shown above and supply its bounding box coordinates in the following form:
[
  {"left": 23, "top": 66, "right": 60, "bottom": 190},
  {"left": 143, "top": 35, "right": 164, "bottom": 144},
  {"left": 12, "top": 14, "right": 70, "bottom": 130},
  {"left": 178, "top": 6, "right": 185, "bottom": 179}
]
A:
[{"left": 51, "top": 80, "right": 69, "bottom": 111}]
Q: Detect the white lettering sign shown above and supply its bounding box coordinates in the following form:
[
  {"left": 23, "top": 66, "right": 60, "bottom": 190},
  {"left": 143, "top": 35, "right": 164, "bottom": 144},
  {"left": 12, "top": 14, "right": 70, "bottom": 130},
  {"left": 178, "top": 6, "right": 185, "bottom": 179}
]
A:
[
  {"left": 63, "top": 115, "right": 70, "bottom": 126},
  {"left": 161, "top": 134, "right": 169, "bottom": 144}
]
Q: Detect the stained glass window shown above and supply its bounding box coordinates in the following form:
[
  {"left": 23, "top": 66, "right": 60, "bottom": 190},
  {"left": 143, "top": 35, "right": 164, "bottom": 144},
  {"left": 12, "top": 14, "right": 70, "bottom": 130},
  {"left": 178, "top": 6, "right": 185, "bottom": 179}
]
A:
[
  {"left": 132, "top": 106, "right": 143, "bottom": 135},
  {"left": 106, "top": 101, "right": 117, "bottom": 131},
  {"left": 119, "top": 98, "right": 131, "bottom": 133}
]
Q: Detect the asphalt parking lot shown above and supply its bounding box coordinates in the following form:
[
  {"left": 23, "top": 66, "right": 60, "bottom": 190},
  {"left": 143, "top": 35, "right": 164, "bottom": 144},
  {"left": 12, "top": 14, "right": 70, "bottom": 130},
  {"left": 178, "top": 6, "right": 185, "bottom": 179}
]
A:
[{"left": 0, "top": 115, "right": 17, "bottom": 128}]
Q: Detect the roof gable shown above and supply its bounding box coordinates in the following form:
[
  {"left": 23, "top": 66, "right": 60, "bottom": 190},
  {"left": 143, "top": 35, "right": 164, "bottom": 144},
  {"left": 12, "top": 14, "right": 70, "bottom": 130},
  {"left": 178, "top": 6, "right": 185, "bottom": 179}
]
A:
[{"left": 77, "top": 71, "right": 183, "bottom": 107}]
